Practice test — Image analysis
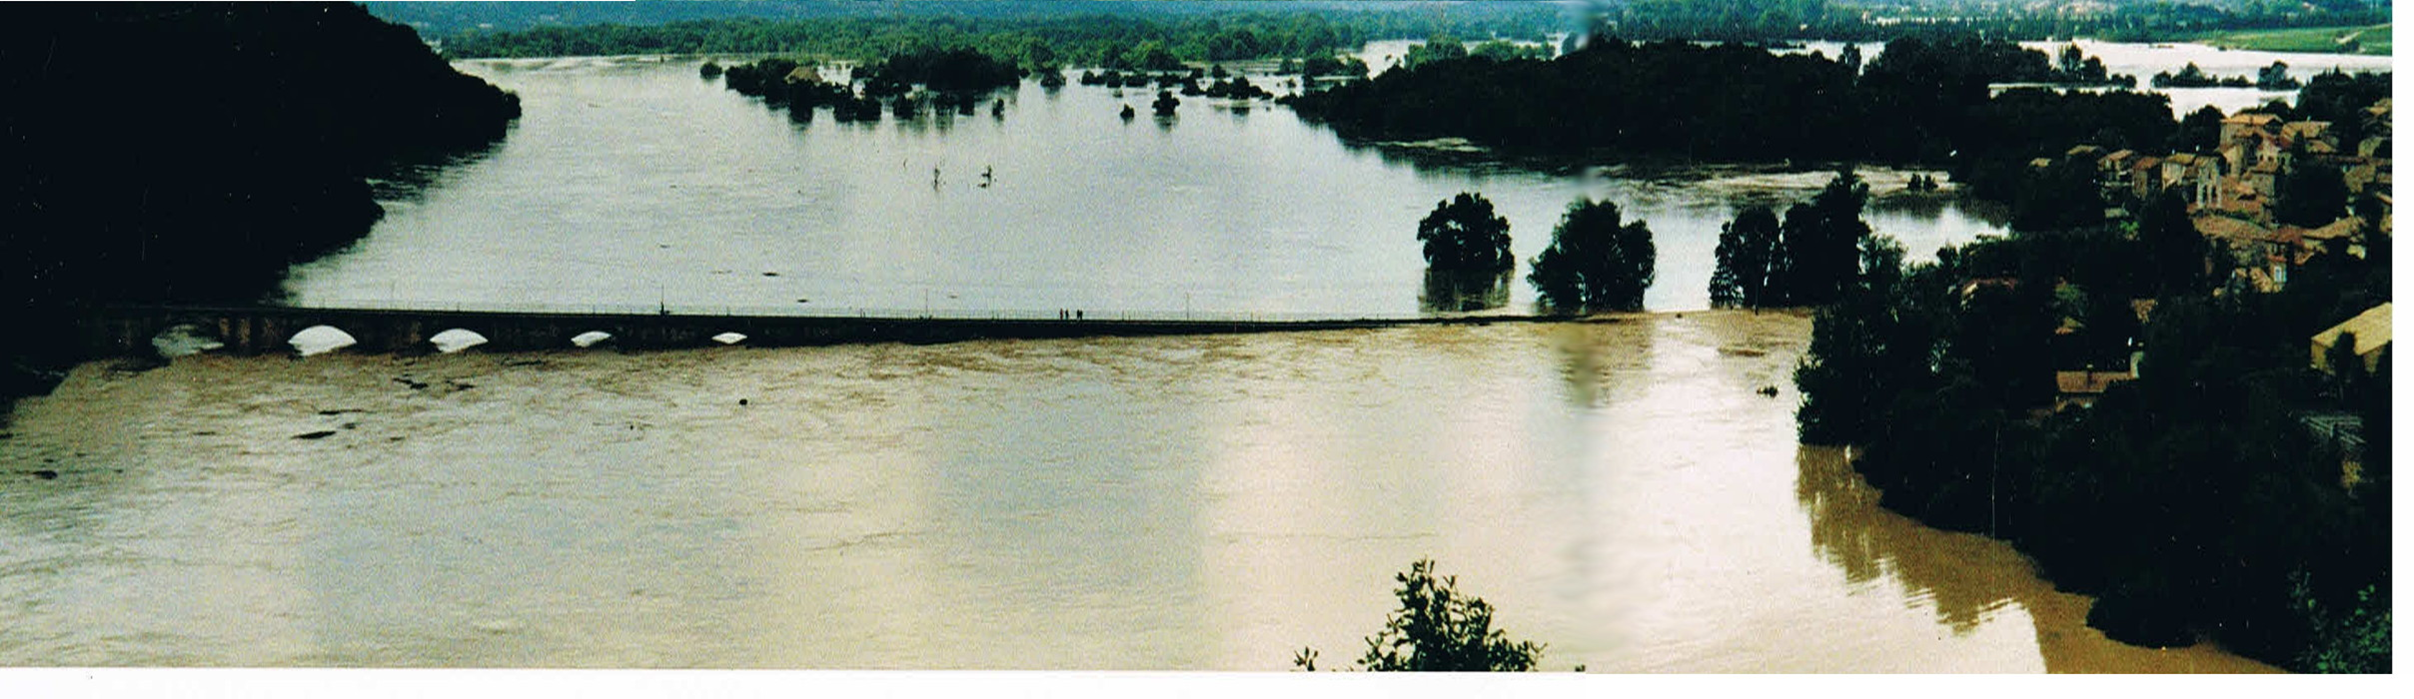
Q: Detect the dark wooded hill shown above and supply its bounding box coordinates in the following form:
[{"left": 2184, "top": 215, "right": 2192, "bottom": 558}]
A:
[{"left": 2, "top": 2, "right": 521, "bottom": 400}]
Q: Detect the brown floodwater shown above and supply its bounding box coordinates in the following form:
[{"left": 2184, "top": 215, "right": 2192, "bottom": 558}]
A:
[{"left": 0, "top": 311, "right": 2276, "bottom": 671}]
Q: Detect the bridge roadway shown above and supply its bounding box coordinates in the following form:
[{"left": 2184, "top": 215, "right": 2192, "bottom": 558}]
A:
[{"left": 80, "top": 305, "right": 1597, "bottom": 357}]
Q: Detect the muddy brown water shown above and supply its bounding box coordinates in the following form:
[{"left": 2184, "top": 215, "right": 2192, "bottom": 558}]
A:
[{"left": 0, "top": 311, "right": 2275, "bottom": 671}]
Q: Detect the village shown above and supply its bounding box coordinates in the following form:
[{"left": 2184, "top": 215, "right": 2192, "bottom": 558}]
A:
[{"left": 2025, "top": 97, "right": 2391, "bottom": 485}]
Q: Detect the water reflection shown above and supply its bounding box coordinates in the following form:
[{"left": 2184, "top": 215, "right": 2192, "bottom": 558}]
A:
[
  {"left": 361, "top": 137, "right": 512, "bottom": 206},
  {"left": 1545, "top": 319, "right": 1659, "bottom": 410},
  {"left": 1794, "top": 445, "right": 2019, "bottom": 635},
  {"left": 1418, "top": 270, "right": 1513, "bottom": 313},
  {"left": 1793, "top": 445, "right": 2283, "bottom": 672}
]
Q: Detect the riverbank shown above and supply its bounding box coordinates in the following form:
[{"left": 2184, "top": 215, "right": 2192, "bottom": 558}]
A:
[{"left": 2192, "top": 24, "right": 2392, "bottom": 56}]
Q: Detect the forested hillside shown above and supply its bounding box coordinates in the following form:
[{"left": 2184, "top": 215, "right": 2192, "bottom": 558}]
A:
[{"left": 2, "top": 3, "right": 521, "bottom": 402}]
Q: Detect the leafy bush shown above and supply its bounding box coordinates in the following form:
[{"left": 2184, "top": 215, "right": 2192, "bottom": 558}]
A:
[{"left": 1294, "top": 558, "right": 1545, "bottom": 672}]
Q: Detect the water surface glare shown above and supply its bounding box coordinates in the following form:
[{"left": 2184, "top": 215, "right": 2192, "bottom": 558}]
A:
[{"left": 0, "top": 313, "right": 2275, "bottom": 671}]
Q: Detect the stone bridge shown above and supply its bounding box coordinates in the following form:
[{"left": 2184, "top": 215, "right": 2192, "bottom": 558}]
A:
[{"left": 78, "top": 305, "right": 1567, "bottom": 357}]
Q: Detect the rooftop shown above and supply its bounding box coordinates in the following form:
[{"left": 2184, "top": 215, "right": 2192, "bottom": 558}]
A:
[
  {"left": 2312, "top": 303, "right": 2392, "bottom": 357},
  {"left": 2055, "top": 370, "right": 2134, "bottom": 396}
]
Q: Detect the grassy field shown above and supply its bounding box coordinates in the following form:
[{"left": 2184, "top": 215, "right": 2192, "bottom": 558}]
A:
[{"left": 2195, "top": 24, "right": 2391, "bottom": 56}]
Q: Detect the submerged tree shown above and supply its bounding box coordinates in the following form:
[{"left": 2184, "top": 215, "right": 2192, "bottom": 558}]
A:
[
  {"left": 1710, "top": 205, "right": 1784, "bottom": 308},
  {"left": 1416, "top": 193, "right": 1515, "bottom": 311},
  {"left": 1529, "top": 198, "right": 1655, "bottom": 313},
  {"left": 1416, "top": 193, "right": 1514, "bottom": 275},
  {"left": 1293, "top": 558, "right": 1545, "bottom": 672}
]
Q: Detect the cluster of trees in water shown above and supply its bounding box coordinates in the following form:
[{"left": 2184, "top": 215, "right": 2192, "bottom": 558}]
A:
[
  {"left": 1, "top": 2, "right": 521, "bottom": 404},
  {"left": 1415, "top": 193, "right": 1655, "bottom": 314},
  {"left": 1708, "top": 170, "right": 1878, "bottom": 310},
  {"left": 1286, "top": 34, "right": 2182, "bottom": 166},
  {"left": 1079, "top": 66, "right": 1277, "bottom": 100},
  {"left": 711, "top": 44, "right": 1292, "bottom": 125},
  {"left": 712, "top": 49, "right": 1030, "bottom": 123},
  {"left": 2151, "top": 60, "right": 2305, "bottom": 89}
]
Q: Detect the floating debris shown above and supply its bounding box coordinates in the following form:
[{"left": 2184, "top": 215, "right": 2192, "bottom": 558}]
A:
[
  {"left": 293, "top": 430, "right": 338, "bottom": 440},
  {"left": 571, "top": 331, "right": 614, "bottom": 348},
  {"left": 711, "top": 332, "right": 748, "bottom": 345}
]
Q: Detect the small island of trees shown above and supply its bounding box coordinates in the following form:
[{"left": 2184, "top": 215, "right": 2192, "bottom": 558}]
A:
[
  {"left": 1415, "top": 193, "right": 1514, "bottom": 312},
  {"left": 713, "top": 47, "right": 1029, "bottom": 123},
  {"left": 2152, "top": 60, "right": 2303, "bottom": 90},
  {"left": 1415, "top": 192, "right": 1514, "bottom": 277},
  {"left": 1528, "top": 199, "right": 1656, "bottom": 313}
]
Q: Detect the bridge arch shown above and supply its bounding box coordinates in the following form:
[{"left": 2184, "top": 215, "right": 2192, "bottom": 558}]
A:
[
  {"left": 288, "top": 325, "right": 358, "bottom": 357},
  {"left": 428, "top": 328, "right": 490, "bottom": 354}
]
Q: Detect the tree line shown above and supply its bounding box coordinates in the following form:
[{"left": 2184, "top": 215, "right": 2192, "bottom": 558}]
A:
[
  {"left": 1586, "top": 0, "right": 2388, "bottom": 45},
  {"left": 379, "top": 1, "right": 2389, "bottom": 57},
  {"left": 434, "top": 8, "right": 1565, "bottom": 69}
]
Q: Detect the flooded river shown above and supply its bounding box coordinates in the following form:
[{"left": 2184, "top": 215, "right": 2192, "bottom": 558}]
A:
[
  {"left": 281, "top": 40, "right": 2386, "bottom": 318},
  {"left": 0, "top": 312, "right": 2275, "bottom": 671},
  {"left": 281, "top": 55, "right": 2004, "bottom": 317}
]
